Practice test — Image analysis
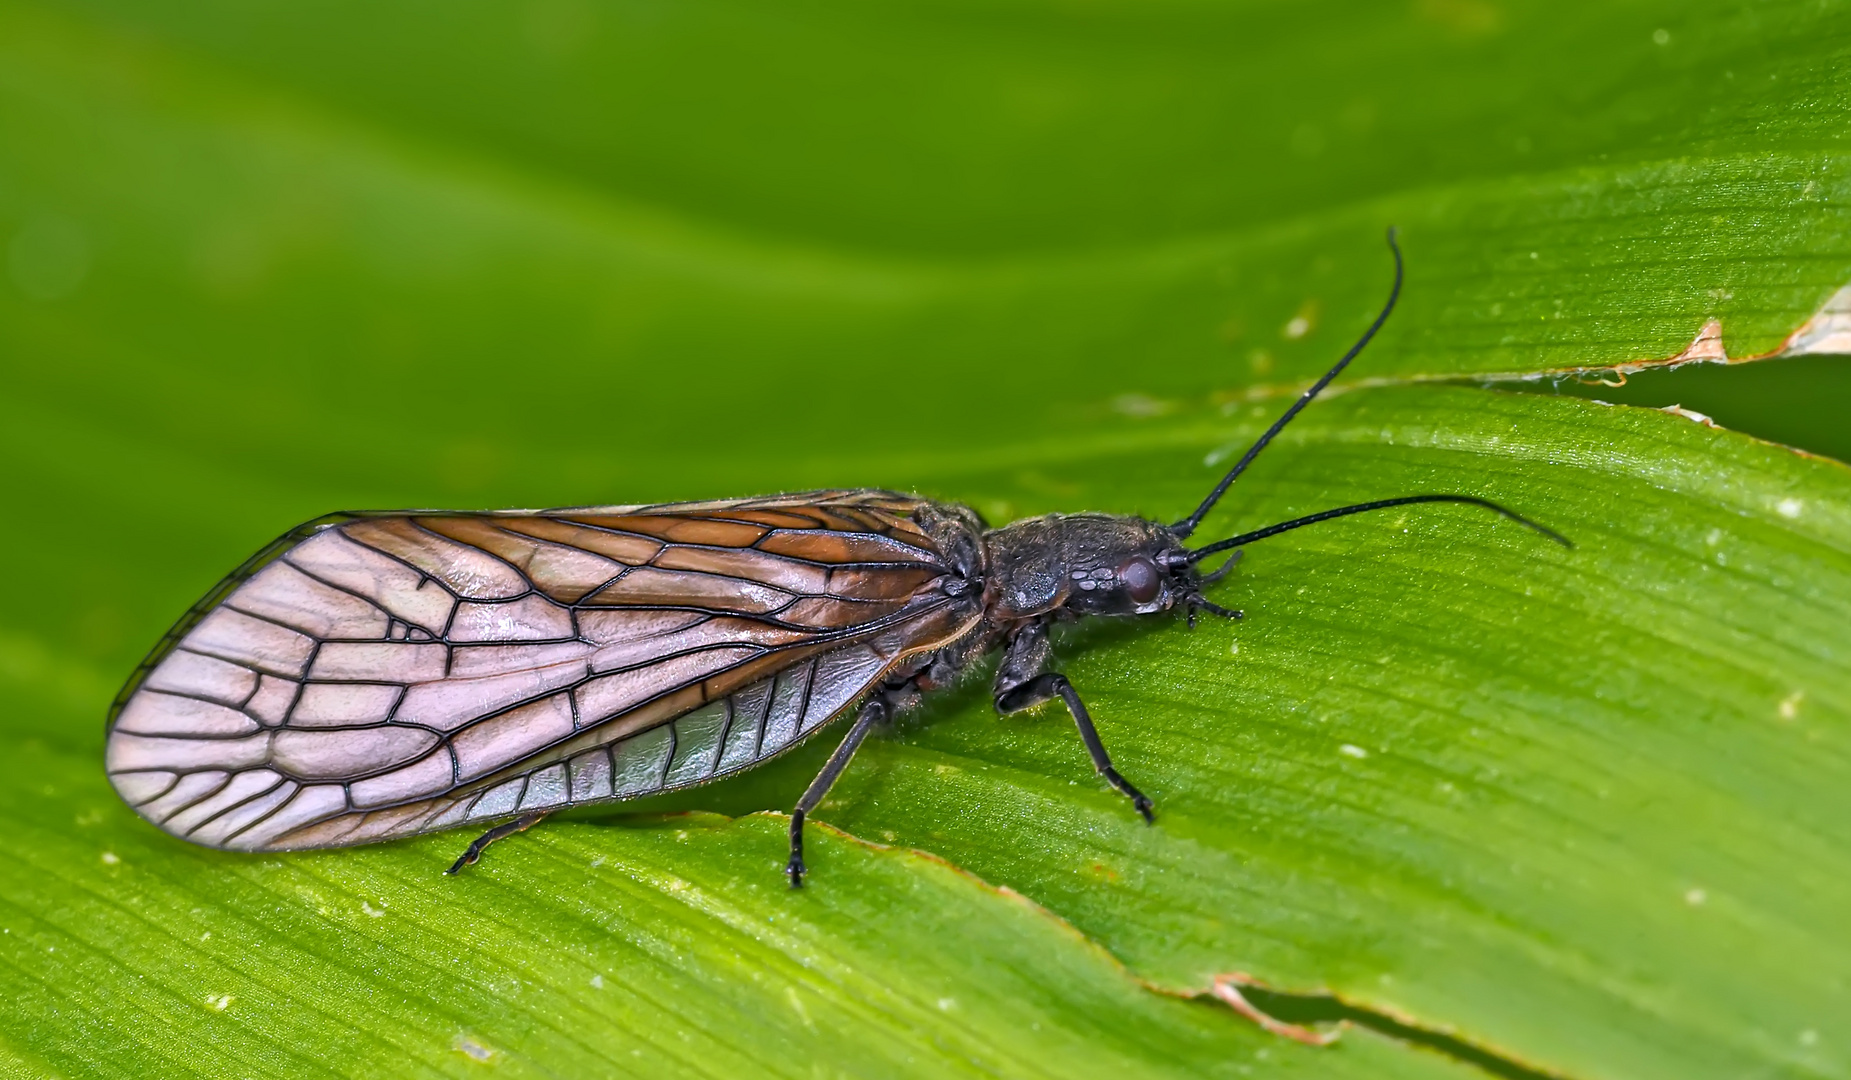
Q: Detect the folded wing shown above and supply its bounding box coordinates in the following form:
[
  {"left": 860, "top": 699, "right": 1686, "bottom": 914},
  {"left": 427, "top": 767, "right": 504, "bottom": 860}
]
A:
[{"left": 105, "top": 491, "right": 978, "bottom": 850}]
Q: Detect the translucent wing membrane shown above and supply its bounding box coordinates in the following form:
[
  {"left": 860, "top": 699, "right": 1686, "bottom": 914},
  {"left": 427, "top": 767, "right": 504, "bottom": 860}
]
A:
[{"left": 106, "top": 492, "right": 977, "bottom": 851}]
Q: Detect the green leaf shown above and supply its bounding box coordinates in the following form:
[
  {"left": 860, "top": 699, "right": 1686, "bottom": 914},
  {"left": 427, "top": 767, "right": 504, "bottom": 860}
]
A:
[
  {"left": 7, "top": 0, "right": 1851, "bottom": 468},
  {"left": 5, "top": 771, "right": 1462, "bottom": 1078},
  {"left": 4, "top": 0, "right": 1851, "bottom": 1076},
  {"left": 827, "top": 387, "right": 1851, "bottom": 1080}
]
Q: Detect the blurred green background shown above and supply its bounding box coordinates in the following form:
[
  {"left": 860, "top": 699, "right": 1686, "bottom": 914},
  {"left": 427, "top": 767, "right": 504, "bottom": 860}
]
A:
[{"left": 5, "top": 1, "right": 1851, "bottom": 1077}]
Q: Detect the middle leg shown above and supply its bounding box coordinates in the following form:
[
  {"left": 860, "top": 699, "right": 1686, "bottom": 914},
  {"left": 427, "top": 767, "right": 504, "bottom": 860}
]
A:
[{"left": 993, "top": 621, "right": 1154, "bottom": 822}]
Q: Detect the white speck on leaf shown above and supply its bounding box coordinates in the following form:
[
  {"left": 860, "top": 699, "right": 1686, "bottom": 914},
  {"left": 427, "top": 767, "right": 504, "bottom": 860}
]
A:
[
  {"left": 1339, "top": 744, "right": 1368, "bottom": 759},
  {"left": 100, "top": 851, "right": 119, "bottom": 865},
  {"left": 454, "top": 1034, "right": 495, "bottom": 1062},
  {"left": 1111, "top": 393, "right": 1173, "bottom": 418},
  {"left": 590, "top": 974, "right": 604, "bottom": 989},
  {"left": 1686, "top": 888, "right": 1707, "bottom": 906},
  {"left": 937, "top": 997, "right": 957, "bottom": 1011},
  {"left": 1777, "top": 498, "right": 1803, "bottom": 519},
  {"left": 1779, "top": 691, "right": 1804, "bottom": 720},
  {"left": 1800, "top": 1029, "right": 1819, "bottom": 1047},
  {"left": 1228, "top": 640, "right": 1239, "bottom": 655},
  {"left": 204, "top": 994, "right": 233, "bottom": 1012},
  {"left": 362, "top": 901, "right": 385, "bottom": 918}
]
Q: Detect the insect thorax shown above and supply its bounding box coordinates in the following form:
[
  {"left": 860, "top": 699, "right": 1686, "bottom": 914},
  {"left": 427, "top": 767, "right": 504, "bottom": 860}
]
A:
[{"left": 981, "top": 513, "right": 1190, "bottom": 621}]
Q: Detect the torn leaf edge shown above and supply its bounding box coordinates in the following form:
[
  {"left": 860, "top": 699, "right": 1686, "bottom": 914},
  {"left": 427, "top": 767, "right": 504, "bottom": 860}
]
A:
[
  {"left": 782, "top": 816, "right": 1580, "bottom": 1080},
  {"left": 1220, "top": 280, "right": 1851, "bottom": 409}
]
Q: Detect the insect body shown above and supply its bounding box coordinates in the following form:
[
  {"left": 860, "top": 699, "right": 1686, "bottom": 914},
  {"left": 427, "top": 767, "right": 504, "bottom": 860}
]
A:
[{"left": 104, "top": 233, "right": 1567, "bottom": 884}]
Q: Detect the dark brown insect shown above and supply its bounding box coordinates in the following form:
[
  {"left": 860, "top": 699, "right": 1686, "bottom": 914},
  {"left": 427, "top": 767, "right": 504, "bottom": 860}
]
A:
[{"left": 104, "top": 233, "right": 1567, "bottom": 885}]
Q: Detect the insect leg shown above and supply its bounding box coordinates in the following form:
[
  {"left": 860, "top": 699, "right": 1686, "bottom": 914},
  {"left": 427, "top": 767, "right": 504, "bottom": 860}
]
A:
[
  {"left": 998, "top": 674, "right": 1155, "bottom": 823},
  {"left": 788, "top": 696, "right": 889, "bottom": 888},
  {"left": 993, "top": 623, "right": 1154, "bottom": 822},
  {"left": 445, "top": 810, "right": 551, "bottom": 875}
]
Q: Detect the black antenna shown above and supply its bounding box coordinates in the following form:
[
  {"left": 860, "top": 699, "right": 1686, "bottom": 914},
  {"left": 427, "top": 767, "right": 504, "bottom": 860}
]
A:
[
  {"left": 1185, "top": 494, "right": 1572, "bottom": 563},
  {"left": 1172, "top": 228, "right": 1404, "bottom": 539}
]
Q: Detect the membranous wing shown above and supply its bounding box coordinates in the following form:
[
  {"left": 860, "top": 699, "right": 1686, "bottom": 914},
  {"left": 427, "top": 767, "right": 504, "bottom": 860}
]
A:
[{"left": 105, "top": 491, "right": 981, "bottom": 851}]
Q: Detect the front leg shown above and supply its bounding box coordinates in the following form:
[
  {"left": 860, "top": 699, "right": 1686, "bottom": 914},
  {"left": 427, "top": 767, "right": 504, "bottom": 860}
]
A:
[{"left": 993, "top": 622, "right": 1154, "bottom": 823}]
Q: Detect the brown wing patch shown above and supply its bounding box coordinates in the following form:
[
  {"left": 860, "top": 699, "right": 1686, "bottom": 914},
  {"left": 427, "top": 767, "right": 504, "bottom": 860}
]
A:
[
  {"left": 490, "top": 518, "right": 662, "bottom": 567},
  {"left": 651, "top": 545, "right": 831, "bottom": 594},
  {"left": 342, "top": 518, "right": 530, "bottom": 599},
  {"left": 414, "top": 517, "right": 629, "bottom": 603},
  {"left": 580, "top": 567, "right": 796, "bottom": 612},
  {"left": 698, "top": 509, "right": 827, "bottom": 530},
  {"left": 565, "top": 515, "right": 767, "bottom": 548},
  {"left": 757, "top": 529, "right": 937, "bottom": 565},
  {"left": 824, "top": 566, "right": 938, "bottom": 601}
]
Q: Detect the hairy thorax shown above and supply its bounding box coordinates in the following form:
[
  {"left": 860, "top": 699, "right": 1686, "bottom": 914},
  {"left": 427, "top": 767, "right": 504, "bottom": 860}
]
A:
[{"left": 981, "top": 512, "right": 1186, "bottom": 623}]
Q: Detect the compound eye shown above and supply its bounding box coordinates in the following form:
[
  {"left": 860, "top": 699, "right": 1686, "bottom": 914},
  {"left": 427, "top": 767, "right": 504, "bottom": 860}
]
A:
[{"left": 1117, "top": 556, "right": 1162, "bottom": 604}]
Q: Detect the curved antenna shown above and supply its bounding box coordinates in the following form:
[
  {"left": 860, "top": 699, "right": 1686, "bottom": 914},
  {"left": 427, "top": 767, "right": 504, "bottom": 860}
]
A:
[
  {"left": 1185, "top": 494, "right": 1572, "bottom": 563},
  {"left": 1172, "top": 228, "right": 1404, "bottom": 539}
]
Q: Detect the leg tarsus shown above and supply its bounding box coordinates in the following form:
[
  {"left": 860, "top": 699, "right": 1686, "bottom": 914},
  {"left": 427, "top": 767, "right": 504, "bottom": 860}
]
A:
[
  {"left": 1195, "top": 599, "right": 1243, "bottom": 620},
  {"left": 445, "top": 810, "right": 550, "bottom": 875},
  {"left": 1103, "top": 766, "right": 1155, "bottom": 823},
  {"left": 786, "top": 809, "right": 807, "bottom": 888}
]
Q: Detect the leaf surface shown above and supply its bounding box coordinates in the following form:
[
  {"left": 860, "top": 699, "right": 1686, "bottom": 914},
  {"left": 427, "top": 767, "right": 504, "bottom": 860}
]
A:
[
  {"left": 3, "top": 0, "right": 1851, "bottom": 1076},
  {"left": 819, "top": 387, "right": 1851, "bottom": 1080}
]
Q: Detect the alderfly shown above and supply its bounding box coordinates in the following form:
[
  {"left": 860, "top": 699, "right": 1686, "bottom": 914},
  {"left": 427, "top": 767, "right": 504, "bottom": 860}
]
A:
[{"left": 105, "top": 232, "right": 1568, "bottom": 885}]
